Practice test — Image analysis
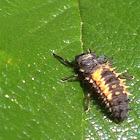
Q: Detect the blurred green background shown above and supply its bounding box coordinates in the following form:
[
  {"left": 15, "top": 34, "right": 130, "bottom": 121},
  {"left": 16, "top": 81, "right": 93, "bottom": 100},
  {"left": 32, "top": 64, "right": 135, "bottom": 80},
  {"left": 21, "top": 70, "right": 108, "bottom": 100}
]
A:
[{"left": 0, "top": 0, "right": 139, "bottom": 139}]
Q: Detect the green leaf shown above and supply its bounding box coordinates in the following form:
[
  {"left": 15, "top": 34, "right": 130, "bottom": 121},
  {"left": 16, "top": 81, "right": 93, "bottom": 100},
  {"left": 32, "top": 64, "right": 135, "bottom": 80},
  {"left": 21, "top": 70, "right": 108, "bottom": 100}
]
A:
[
  {"left": 0, "top": 0, "right": 83, "bottom": 139},
  {"left": 0, "top": 0, "right": 139, "bottom": 140}
]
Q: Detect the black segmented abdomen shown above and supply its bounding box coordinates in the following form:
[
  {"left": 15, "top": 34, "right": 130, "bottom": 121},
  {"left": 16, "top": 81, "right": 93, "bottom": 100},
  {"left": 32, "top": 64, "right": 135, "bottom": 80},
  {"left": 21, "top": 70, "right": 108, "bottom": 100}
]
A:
[{"left": 90, "top": 66, "right": 131, "bottom": 123}]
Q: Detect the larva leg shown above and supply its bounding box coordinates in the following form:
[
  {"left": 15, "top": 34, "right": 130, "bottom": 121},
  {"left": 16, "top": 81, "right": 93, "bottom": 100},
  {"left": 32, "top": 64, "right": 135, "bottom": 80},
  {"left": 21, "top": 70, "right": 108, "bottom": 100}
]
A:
[
  {"left": 85, "top": 91, "right": 93, "bottom": 112},
  {"left": 61, "top": 74, "right": 78, "bottom": 82},
  {"left": 53, "top": 53, "right": 75, "bottom": 68}
]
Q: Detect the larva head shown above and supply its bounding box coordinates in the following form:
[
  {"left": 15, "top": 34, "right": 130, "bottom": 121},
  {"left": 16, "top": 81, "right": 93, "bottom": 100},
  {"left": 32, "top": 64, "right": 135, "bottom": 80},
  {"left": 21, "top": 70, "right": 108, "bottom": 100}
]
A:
[{"left": 75, "top": 52, "right": 105, "bottom": 73}]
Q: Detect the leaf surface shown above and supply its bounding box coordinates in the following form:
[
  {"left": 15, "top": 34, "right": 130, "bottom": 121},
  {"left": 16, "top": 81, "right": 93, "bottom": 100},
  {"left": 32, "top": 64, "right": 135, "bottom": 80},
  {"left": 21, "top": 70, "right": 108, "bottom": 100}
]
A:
[
  {"left": 0, "top": 0, "right": 83, "bottom": 139},
  {"left": 0, "top": 0, "right": 140, "bottom": 140}
]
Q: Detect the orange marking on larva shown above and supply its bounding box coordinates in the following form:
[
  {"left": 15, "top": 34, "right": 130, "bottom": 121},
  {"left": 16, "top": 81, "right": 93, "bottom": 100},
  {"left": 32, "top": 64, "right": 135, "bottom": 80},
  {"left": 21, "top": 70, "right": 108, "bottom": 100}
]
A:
[
  {"left": 103, "top": 87, "right": 110, "bottom": 96},
  {"left": 107, "top": 93, "right": 112, "bottom": 101},
  {"left": 119, "top": 80, "right": 131, "bottom": 96},
  {"left": 125, "top": 86, "right": 130, "bottom": 89},
  {"left": 112, "top": 84, "right": 117, "bottom": 89},
  {"left": 99, "top": 80, "right": 110, "bottom": 96},
  {"left": 115, "top": 92, "right": 120, "bottom": 95},
  {"left": 96, "top": 75, "right": 102, "bottom": 85},
  {"left": 119, "top": 79, "right": 126, "bottom": 86},
  {"left": 123, "top": 89, "right": 131, "bottom": 96},
  {"left": 123, "top": 88, "right": 127, "bottom": 93},
  {"left": 92, "top": 66, "right": 112, "bottom": 100},
  {"left": 119, "top": 78, "right": 128, "bottom": 95},
  {"left": 115, "top": 73, "right": 122, "bottom": 77},
  {"left": 99, "top": 80, "right": 106, "bottom": 90},
  {"left": 91, "top": 66, "right": 103, "bottom": 85},
  {"left": 110, "top": 67, "right": 116, "bottom": 71},
  {"left": 126, "top": 92, "right": 132, "bottom": 96},
  {"left": 92, "top": 67, "right": 102, "bottom": 78},
  {"left": 105, "top": 63, "right": 116, "bottom": 72}
]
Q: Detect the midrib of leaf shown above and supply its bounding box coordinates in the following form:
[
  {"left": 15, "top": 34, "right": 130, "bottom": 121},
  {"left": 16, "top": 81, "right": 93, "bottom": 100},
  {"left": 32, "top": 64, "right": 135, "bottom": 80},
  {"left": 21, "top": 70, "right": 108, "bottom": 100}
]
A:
[
  {"left": 78, "top": 1, "right": 84, "bottom": 53},
  {"left": 77, "top": 1, "right": 115, "bottom": 139}
]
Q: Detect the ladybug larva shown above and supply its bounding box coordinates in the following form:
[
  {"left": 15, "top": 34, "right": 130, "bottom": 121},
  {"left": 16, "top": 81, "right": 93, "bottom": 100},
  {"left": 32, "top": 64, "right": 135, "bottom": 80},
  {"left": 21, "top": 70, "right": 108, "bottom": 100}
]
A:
[{"left": 53, "top": 49, "right": 132, "bottom": 123}]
